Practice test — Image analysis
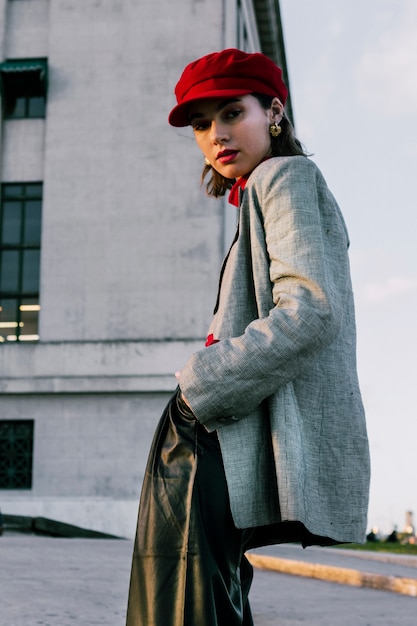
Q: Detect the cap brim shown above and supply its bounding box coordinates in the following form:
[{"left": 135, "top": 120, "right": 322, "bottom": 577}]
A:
[{"left": 168, "top": 88, "right": 252, "bottom": 127}]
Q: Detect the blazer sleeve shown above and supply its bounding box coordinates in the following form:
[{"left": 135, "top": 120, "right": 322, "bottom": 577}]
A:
[{"left": 179, "top": 156, "right": 351, "bottom": 429}]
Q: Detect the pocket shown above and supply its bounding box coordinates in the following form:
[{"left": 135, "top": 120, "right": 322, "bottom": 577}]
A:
[{"left": 175, "top": 388, "right": 196, "bottom": 422}]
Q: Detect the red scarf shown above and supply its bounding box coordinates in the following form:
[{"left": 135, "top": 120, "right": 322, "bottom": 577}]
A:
[
  {"left": 228, "top": 156, "right": 272, "bottom": 207},
  {"left": 228, "top": 174, "right": 250, "bottom": 207},
  {"left": 205, "top": 333, "right": 220, "bottom": 347}
]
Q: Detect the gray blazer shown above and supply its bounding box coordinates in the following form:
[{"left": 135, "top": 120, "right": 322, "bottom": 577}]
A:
[{"left": 180, "top": 156, "right": 370, "bottom": 544}]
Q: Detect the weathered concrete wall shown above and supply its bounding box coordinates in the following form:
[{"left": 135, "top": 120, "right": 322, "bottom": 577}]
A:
[
  {"left": 0, "top": 0, "right": 260, "bottom": 536},
  {"left": 0, "top": 390, "right": 171, "bottom": 537}
]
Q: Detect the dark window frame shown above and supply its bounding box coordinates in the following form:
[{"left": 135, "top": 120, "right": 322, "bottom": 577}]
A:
[
  {"left": 0, "top": 58, "right": 48, "bottom": 119},
  {"left": 0, "top": 420, "right": 34, "bottom": 490},
  {"left": 0, "top": 182, "right": 43, "bottom": 342}
]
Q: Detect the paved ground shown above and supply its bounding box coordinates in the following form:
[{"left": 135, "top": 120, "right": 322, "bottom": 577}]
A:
[{"left": 1, "top": 534, "right": 417, "bottom": 625}]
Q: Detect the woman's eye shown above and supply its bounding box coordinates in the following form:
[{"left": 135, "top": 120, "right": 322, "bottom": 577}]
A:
[
  {"left": 192, "top": 120, "right": 210, "bottom": 131},
  {"left": 225, "top": 109, "right": 242, "bottom": 120},
  {"left": 191, "top": 109, "right": 242, "bottom": 131}
]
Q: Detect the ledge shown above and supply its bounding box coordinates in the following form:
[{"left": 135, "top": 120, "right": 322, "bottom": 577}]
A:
[{"left": 0, "top": 339, "right": 202, "bottom": 394}]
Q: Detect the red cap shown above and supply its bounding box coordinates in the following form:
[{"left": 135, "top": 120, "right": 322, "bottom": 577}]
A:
[{"left": 168, "top": 48, "right": 288, "bottom": 127}]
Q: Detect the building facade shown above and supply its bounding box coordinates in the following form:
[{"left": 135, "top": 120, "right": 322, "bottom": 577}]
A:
[{"left": 0, "top": 0, "right": 290, "bottom": 538}]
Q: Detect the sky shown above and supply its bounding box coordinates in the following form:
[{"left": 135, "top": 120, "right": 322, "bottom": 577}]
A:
[{"left": 279, "top": 0, "right": 417, "bottom": 535}]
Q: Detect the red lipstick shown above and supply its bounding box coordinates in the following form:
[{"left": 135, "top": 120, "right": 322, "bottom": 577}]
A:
[{"left": 217, "top": 149, "right": 239, "bottom": 164}]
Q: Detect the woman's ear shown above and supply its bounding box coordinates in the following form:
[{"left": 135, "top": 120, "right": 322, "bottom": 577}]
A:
[{"left": 270, "top": 97, "right": 284, "bottom": 123}]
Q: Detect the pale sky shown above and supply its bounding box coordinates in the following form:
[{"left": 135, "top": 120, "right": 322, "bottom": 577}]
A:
[{"left": 280, "top": 0, "right": 417, "bottom": 535}]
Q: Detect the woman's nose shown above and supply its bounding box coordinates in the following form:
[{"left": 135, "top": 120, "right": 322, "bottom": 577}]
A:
[{"left": 210, "top": 121, "right": 229, "bottom": 144}]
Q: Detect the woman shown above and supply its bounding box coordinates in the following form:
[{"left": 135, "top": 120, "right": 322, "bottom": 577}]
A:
[{"left": 127, "top": 48, "right": 370, "bottom": 626}]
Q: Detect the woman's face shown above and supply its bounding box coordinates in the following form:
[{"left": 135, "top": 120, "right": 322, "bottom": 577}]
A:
[{"left": 188, "top": 94, "right": 282, "bottom": 179}]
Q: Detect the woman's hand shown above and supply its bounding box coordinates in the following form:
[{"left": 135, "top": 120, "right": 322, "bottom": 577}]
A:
[
  {"left": 175, "top": 371, "right": 191, "bottom": 408},
  {"left": 175, "top": 371, "right": 195, "bottom": 420}
]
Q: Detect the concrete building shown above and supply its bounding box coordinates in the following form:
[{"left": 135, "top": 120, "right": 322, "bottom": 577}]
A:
[{"left": 0, "top": 0, "right": 291, "bottom": 538}]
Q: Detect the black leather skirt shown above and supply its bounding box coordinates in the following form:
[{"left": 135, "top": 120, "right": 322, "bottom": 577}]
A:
[{"left": 126, "top": 390, "right": 255, "bottom": 626}]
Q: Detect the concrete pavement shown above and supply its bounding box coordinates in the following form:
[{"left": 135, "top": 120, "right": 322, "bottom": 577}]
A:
[{"left": 1, "top": 534, "right": 416, "bottom": 625}]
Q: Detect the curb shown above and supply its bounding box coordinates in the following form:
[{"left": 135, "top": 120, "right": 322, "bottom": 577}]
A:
[
  {"left": 1, "top": 514, "right": 123, "bottom": 539},
  {"left": 246, "top": 553, "right": 417, "bottom": 598}
]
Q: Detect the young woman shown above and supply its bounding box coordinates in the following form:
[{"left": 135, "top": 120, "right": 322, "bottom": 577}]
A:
[{"left": 127, "top": 48, "right": 370, "bottom": 626}]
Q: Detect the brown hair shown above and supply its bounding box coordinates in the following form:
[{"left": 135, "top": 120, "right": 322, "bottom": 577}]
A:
[{"left": 201, "top": 93, "right": 308, "bottom": 198}]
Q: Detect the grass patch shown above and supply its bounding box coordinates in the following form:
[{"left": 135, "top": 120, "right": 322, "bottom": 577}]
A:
[{"left": 334, "top": 541, "right": 417, "bottom": 555}]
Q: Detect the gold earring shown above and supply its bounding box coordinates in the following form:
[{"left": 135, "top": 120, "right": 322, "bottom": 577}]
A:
[
  {"left": 204, "top": 157, "right": 211, "bottom": 166},
  {"left": 269, "top": 122, "right": 282, "bottom": 137}
]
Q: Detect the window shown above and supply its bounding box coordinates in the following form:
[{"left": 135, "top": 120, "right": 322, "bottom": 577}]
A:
[
  {"left": 0, "top": 182, "right": 42, "bottom": 342},
  {"left": 237, "top": 0, "right": 250, "bottom": 51},
  {"left": 0, "top": 58, "right": 47, "bottom": 119},
  {"left": 0, "top": 420, "right": 34, "bottom": 489}
]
